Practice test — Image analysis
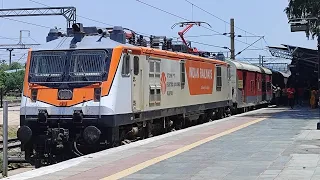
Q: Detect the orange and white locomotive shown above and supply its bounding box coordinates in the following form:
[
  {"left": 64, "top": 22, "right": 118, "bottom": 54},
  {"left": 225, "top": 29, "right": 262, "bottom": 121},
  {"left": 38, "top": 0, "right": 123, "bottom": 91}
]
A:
[{"left": 17, "top": 23, "right": 235, "bottom": 167}]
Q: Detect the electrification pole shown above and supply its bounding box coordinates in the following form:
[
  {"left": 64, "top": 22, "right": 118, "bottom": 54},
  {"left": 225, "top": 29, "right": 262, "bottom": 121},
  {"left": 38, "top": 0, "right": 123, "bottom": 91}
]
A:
[
  {"left": 230, "top": 18, "right": 235, "bottom": 60},
  {"left": 317, "top": 19, "right": 320, "bottom": 97},
  {"left": 317, "top": 18, "right": 320, "bottom": 130},
  {"left": 7, "top": 48, "right": 13, "bottom": 66},
  {"left": 259, "top": 55, "right": 262, "bottom": 66}
]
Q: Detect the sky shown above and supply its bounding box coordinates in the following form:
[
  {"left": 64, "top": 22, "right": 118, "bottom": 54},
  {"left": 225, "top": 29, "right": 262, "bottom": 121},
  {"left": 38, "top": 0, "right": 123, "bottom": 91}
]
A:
[{"left": 0, "top": 0, "right": 317, "bottom": 65}]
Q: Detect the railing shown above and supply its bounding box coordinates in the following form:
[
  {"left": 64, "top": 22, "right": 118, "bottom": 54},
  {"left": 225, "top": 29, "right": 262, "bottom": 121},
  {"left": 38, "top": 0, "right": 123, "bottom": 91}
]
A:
[{"left": 1, "top": 101, "right": 27, "bottom": 177}]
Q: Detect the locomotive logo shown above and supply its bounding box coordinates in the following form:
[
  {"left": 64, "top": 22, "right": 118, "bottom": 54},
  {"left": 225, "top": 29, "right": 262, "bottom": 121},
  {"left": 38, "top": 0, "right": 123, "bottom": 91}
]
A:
[{"left": 160, "top": 72, "right": 167, "bottom": 94}]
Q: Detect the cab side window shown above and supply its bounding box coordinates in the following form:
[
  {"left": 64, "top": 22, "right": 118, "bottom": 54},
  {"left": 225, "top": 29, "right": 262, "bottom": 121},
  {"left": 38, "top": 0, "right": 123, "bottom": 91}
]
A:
[
  {"left": 121, "top": 54, "right": 130, "bottom": 76},
  {"left": 216, "top": 66, "right": 222, "bottom": 91},
  {"left": 133, "top": 56, "right": 139, "bottom": 75},
  {"left": 180, "top": 60, "right": 185, "bottom": 89}
]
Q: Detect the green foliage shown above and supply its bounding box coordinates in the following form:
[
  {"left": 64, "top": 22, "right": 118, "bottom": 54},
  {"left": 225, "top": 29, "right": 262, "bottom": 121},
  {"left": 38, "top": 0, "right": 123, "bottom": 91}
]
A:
[
  {"left": 0, "top": 62, "right": 25, "bottom": 95},
  {"left": 4, "top": 70, "right": 25, "bottom": 93},
  {"left": 285, "top": 0, "right": 320, "bottom": 39},
  {"left": 0, "top": 63, "right": 9, "bottom": 72},
  {"left": 9, "top": 62, "right": 23, "bottom": 70},
  {"left": 0, "top": 71, "right": 5, "bottom": 89}
]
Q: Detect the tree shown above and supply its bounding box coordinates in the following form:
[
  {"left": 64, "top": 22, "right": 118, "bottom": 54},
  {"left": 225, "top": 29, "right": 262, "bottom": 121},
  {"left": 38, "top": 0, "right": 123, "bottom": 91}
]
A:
[
  {"left": 0, "top": 70, "right": 5, "bottom": 89},
  {"left": 9, "top": 62, "right": 23, "bottom": 70},
  {"left": 0, "top": 62, "right": 9, "bottom": 71},
  {"left": 285, "top": 0, "right": 320, "bottom": 39}
]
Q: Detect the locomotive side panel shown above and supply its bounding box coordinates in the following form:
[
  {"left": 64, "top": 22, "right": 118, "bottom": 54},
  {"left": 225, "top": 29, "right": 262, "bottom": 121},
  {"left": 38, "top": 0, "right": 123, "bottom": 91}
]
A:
[{"left": 142, "top": 56, "right": 231, "bottom": 112}]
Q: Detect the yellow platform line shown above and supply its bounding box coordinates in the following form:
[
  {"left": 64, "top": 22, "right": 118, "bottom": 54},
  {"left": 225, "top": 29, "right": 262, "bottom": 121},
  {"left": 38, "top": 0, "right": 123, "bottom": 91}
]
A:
[{"left": 100, "top": 117, "right": 267, "bottom": 180}]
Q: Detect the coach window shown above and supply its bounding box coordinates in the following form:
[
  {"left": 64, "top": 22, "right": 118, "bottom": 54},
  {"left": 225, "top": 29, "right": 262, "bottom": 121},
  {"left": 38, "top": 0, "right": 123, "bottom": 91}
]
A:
[
  {"left": 121, "top": 54, "right": 130, "bottom": 77},
  {"left": 180, "top": 60, "right": 185, "bottom": 89},
  {"left": 133, "top": 56, "right": 139, "bottom": 75},
  {"left": 216, "top": 66, "right": 222, "bottom": 91}
]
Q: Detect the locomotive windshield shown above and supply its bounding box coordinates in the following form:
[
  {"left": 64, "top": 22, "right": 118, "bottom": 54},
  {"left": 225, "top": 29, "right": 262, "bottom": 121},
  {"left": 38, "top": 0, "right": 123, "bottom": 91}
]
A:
[
  {"left": 28, "top": 49, "right": 112, "bottom": 85},
  {"left": 29, "top": 51, "right": 66, "bottom": 79}
]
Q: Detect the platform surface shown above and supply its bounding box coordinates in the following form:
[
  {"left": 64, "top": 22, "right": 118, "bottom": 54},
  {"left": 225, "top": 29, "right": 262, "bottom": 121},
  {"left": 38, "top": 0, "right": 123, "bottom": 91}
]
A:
[{"left": 4, "top": 107, "right": 320, "bottom": 180}]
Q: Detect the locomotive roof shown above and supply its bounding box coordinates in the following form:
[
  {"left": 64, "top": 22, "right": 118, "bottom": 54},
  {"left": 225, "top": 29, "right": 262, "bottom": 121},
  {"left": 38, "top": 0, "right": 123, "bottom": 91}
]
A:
[
  {"left": 123, "top": 46, "right": 228, "bottom": 66},
  {"left": 31, "top": 35, "right": 227, "bottom": 66},
  {"left": 32, "top": 36, "right": 135, "bottom": 51}
]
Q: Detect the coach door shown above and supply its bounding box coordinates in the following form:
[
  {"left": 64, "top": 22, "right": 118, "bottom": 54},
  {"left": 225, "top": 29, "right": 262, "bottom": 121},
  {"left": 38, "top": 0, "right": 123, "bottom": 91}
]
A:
[
  {"left": 243, "top": 71, "right": 247, "bottom": 103},
  {"left": 255, "top": 72, "right": 258, "bottom": 103},
  {"left": 132, "top": 55, "right": 144, "bottom": 112},
  {"left": 261, "top": 73, "right": 267, "bottom": 101}
]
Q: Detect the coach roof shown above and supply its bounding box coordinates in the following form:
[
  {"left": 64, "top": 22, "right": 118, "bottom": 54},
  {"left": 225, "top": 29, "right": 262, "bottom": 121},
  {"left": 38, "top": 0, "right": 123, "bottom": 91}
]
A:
[{"left": 226, "top": 59, "right": 262, "bottom": 73}]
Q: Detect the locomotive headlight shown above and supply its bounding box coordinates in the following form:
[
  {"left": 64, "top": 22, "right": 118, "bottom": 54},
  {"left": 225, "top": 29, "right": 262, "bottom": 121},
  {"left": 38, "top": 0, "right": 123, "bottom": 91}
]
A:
[
  {"left": 31, "top": 89, "right": 38, "bottom": 102},
  {"left": 94, "top": 88, "right": 101, "bottom": 102}
]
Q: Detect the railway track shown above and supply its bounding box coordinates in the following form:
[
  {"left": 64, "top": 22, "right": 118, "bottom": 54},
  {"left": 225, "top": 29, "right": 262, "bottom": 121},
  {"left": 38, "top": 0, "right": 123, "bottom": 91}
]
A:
[{"left": 0, "top": 138, "right": 21, "bottom": 151}]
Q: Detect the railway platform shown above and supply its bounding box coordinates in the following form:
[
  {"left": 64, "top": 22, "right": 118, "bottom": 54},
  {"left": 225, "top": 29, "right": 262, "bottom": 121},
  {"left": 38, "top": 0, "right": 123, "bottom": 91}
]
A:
[{"left": 4, "top": 106, "right": 320, "bottom": 180}]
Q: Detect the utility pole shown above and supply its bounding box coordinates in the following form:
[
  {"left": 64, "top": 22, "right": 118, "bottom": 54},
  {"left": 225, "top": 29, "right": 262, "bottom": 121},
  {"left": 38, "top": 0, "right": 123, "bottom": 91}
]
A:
[
  {"left": 261, "top": 56, "right": 264, "bottom": 67},
  {"left": 6, "top": 48, "right": 13, "bottom": 66},
  {"left": 259, "top": 55, "right": 261, "bottom": 66},
  {"left": 317, "top": 18, "right": 320, "bottom": 130},
  {"left": 230, "top": 18, "right": 235, "bottom": 60},
  {"left": 19, "top": 30, "right": 30, "bottom": 44},
  {"left": 317, "top": 19, "right": 320, "bottom": 98}
]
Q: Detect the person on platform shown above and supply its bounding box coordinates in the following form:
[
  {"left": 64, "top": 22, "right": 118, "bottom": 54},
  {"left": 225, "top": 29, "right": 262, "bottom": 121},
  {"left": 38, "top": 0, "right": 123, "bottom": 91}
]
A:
[
  {"left": 310, "top": 88, "right": 317, "bottom": 109},
  {"left": 287, "top": 86, "right": 295, "bottom": 109},
  {"left": 273, "top": 84, "right": 281, "bottom": 106}
]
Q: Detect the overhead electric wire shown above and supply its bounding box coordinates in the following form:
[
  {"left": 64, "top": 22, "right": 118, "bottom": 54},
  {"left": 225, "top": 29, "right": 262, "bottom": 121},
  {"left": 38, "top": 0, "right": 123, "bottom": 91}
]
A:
[
  {"left": 0, "top": 36, "right": 19, "bottom": 41},
  {"left": 29, "top": 36, "right": 40, "bottom": 44},
  {"left": 235, "top": 36, "right": 265, "bottom": 56},
  {"left": 27, "top": 0, "right": 267, "bottom": 56},
  {"left": 134, "top": 0, "right": 267, "bottom": 54},
  {"left": 184, "top": 0, "right": 261, "bottom": 37},
  {"left": 28, "top": 0, "right": 150, "bottom": 37},
  {"left": 27, "top": 0, "right": 228, "bottom": 51},
  {"left": 1, "top": 17, "right": 52, "bottom": 29},
  {"left": 184, "top": 0, "right": 271, "bottom": 54},
  {"left": 134, "top": 0, "right": 222, "bottom": 35},
  {"left": 190, "top": 40, "right": 228, "bottom": 49},
  {"left": 16, "top": 53, "right": 27, "bottom": 62}
]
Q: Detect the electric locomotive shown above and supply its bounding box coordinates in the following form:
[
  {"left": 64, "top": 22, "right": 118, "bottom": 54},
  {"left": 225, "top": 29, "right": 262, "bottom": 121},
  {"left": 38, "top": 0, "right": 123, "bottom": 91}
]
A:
[{"left": 17, "top": 23, "right": 233, "bottom": 167}]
